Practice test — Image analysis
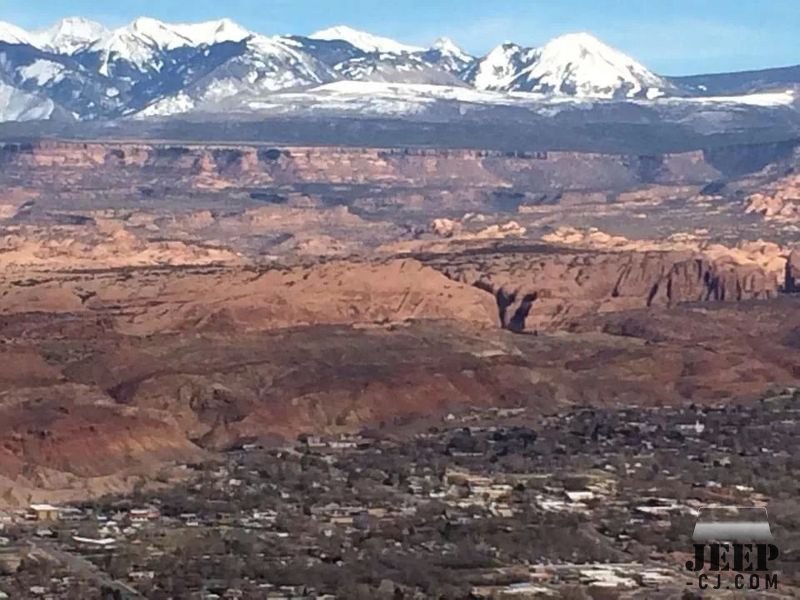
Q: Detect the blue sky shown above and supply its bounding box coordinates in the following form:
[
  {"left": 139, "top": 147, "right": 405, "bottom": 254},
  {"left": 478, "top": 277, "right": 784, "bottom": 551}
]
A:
[{"left": 3, "top": 0, "right": 798, "bottom": 75}]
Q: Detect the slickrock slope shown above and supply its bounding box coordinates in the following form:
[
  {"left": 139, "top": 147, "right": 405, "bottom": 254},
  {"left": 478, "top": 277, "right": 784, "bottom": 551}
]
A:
[
  {"left": 745, "top": 173, "right": 800, "bottom": 223},
  {"left": 0, "top": 259, "right": 498, "bottom": 334},
  {"left": 0, "top": 224, "right": 241, "bottom": 271},
  {"left": 427, "top": 245, "right": 778, "bottom": 331},
  {"left": 3, "top": 289, "right": 800, "bottom": 506}
]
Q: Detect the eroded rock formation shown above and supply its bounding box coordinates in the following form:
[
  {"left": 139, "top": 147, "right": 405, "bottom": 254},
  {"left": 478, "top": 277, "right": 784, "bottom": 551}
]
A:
[
  {"left": 745, "top": 174, "right": 800, "bottom": 222},
  {"left": 428, "top": 247, "right": 778, "bottom": 331}
]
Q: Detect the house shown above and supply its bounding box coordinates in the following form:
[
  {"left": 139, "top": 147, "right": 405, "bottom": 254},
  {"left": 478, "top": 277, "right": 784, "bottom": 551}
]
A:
[
  {"left": 29, "top": 504, "right": 60, "bottom": 521},
  {"left": 129, "top": 507, "right": 160, "bottom": 523},
  {"left": 579, "top": 568, "right": 637, "bottom": 589}
]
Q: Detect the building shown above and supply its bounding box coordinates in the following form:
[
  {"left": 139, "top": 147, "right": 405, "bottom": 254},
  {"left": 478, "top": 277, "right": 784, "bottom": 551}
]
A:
[
  {"left": 29, "top": 504, "right": 60, "bottom": 521},
  {"left": 128, "top": 507, "right": 160, "bottom": 523}
]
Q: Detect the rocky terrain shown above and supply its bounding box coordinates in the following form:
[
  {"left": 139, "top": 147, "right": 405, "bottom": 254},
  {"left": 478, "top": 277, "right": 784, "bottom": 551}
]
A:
[
  {"left": 746, "top": 173, "right": 800, "bottom": 223},
  {"left": 0, "top": 245, "right": 797, "bottom": 505},
  {"left": 0, "top": 134, "right": 799, "bottom": 507}
]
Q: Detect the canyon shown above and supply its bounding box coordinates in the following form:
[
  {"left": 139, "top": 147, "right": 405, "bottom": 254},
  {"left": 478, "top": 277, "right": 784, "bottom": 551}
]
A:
[{"left": 1, "top": 136, "right": 800, "bottom": 506}]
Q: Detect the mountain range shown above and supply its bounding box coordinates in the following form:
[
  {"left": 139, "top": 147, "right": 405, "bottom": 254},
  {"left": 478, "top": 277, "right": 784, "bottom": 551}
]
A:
[{"left": 0, "top": 16, "right": 797, "bottom": 124}]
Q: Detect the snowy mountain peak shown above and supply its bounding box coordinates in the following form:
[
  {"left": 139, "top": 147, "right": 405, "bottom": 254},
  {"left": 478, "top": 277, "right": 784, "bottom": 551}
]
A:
[
  {"left": 466, "top": 42, "right": 529, "bottom": 90},
  {"left": 519, "top": 31, "right": 667, "bottom": 98},
  {"left": 0, "top": 21, "right": 33, "bottom": 45},
  {"left": 127, "top": 17, "right": 192, "bottom": 48},
  {"left": 33, "top": 17, "right": 109, "bottom": 54},
  {"left": 88, "top": 17, "right": 253, "bottom": 77},
  {"left": 541, "top": 32, "right": 608, "bottom": 53},
  {"left": 171, "top": 18, "right": 251, "bottom": 46},
  {"left": 467, "top": 33, "right": 666, "bottom": 99},
  {"left": 309, "top": 25, "right": 422, "bottom": 54},
  {"left": 430, "top": 37, "right": 471, "bottom": 61}
]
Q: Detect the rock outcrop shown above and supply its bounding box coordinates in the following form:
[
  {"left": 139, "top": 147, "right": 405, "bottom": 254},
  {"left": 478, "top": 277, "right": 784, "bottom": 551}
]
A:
[
  {"left": 0, "top": 141, "right": 721, "bottom": 191},
  {"left": 745, "top": 174, "right": 800, "bottom": 222},
  {"left": 428, "top": 247, "right": 778, "bottom": 331},
  {"left": 541, "top": 226, "right": 787, "bottom": 286},
  {"left": 0, "top": 259, "right": 499, "bottom": 334}
]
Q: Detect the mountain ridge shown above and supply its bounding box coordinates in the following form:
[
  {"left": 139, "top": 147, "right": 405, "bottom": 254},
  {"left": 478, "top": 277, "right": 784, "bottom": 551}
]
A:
[{"left": 0, "top": 16, "right": 796, "bottom": 124}]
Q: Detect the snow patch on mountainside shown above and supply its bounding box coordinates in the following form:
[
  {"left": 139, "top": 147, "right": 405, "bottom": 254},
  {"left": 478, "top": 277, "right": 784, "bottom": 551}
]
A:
[
  {"left": 18, "top": 59, "right": 67, "bottom": 85},
  {"left": 663, "top": 90, "right": 796, "bottom": 107},
  {"left": 137, "top": 91, "right": 195, "bottom": 117},
  {"left": 0, "top": 81, "right": 55, "bottom": 121},
  {"left": 310, "top": 25, "right": 423, "bottom": 54},
  {"left": 157, "top": 78, "right": 795, "bottom": 121},
  {"left": 229, "top": 80, "right": 572, "bottom": 119}
]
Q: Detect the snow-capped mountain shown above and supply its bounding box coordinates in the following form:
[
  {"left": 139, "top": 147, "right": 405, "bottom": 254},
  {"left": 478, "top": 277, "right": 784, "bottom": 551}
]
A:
[
  {"left": 0, "top": 16, "right": 796, "bottom": 124},
  {"left": 304, "top": 33, "right": 472, "bottom": 85},
  {"left": 466, "top": 33, "right": 668, "bottom": 99},
  {"left": 32, "top": 17, "right": 108, "bottom": 54},
  {"left": 332, "top": 51, "right": 465, "bottom": 85},
  {"left": 138, "top": 35, "right": 337, "bottom": 117},
  {"left": 422, "top": 38, "right": 474, "bottom": 74},
  {"left": 463, "top": 43, "right": 534, "bottom": 90},
  {"left": 309, "top": 25, "right": 422, "bottom": 54},
  {"left": 516, "top": 33, "right": 667, "bottom": 98},
  {"left": 0, "top": 42, "right": 123, "bottom": 119},
  {"left": 82, "top": 17, "right": 252, "bottom": 77}
]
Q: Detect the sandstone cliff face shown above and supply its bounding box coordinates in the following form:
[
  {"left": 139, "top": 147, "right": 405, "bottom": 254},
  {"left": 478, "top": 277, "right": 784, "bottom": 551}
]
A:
[
  {"left": 429, "top": 248, "right": 778, "bottom": 331},
  {"left": 0, "top": 141, "right": 721, "bottom": 190}
]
